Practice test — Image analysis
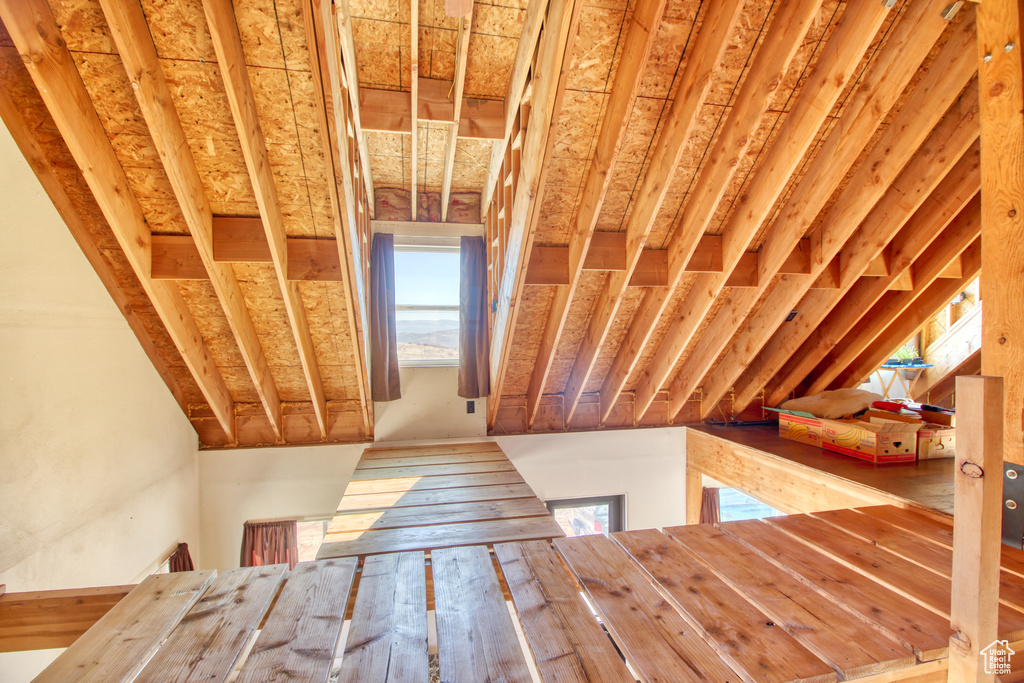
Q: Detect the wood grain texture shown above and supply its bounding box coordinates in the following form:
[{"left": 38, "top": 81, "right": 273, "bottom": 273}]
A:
[
  {"left": 613, "top": 528, "right": 836, "bottom": 683},
  {"left": 0, "top": 584, "right": 134, "bottom": 652},
  {"left": 555, "top": 533, "right": 740, "bottom": 681},
  {"left": 349, "top": 460, "right": 517, "bottom": 480},
  {"left": 236, "top": 560, "right": 358, "bottom": 683},
  {"left": 342, "top": 470, "right": 525, "bottom": 495},
  {"left": 337, "top": 552, "right": 429, "bottom": 683},
  {"left": 334, "top": 483, "right": 540, "bottom": 511},
  {"left": 354, "top": 452, "right": 508, "bottom": 469},
  {"left": 664, "top": 523, "right": 916, "bottom": 680},
  {"left": 135, "top": 565, "right": 287, "bottom": 683},
  {"left": 34, "top": 572, "right": 216, "bottom": 683},
  {"left": 328, "top": 498, "right": 551, "bottom": 533},
  {"left": 433, "top": 545, "right": 533, "bottom": 683}
]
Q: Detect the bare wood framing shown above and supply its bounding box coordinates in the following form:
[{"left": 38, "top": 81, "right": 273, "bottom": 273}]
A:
[
  {"left": 410, "top": 0, "right": 419, "bottom": 220},
  {"left": 99, "top": 0, "right": 284, "bottom": 439},
  {"left": 359, "top": 80, "right": 504, "bottom": 139},
  {"left": 0, "top": 0, "right": 237, "bottom": 439},
  {"left": 335, "top": 0, "right": 375, "bottom": 212},
  {"left": 441, "top": 6, "right": 474, "bottom": 222}
]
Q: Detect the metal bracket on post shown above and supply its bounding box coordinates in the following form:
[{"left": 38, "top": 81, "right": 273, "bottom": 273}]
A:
[{"left": 1003, "top": 462, "right": 1024, "bottom": 548}]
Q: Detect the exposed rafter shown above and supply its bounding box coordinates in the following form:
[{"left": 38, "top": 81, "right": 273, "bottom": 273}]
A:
[
  {"left": 410, "top": 0, "right": 420, "bottom": 220},
  {"left": 334, "top": 0, "right": 375, "bottom": 213},
  {"left": 440, "top": 6, "right": 474, "bottom": 222},
  {"left": 203, "top": 0, "right": 330, "bottom": 439},
  {"left": 0, "top": 0, "right": 237, "bottom": 440}
]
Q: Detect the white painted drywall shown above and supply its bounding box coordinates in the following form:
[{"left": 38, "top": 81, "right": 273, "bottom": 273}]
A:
[
  {"left": 496, "top": 427, "right": 688, "bottom": 531},
  {"left": 197, "top": 444, "right": 365, "bottom": 571},
  {"left": 0, "top": 124, "right": 200, "bottom": 680},
  {"left": 373, "top": 366, "right": 487, "bottom": 441}
]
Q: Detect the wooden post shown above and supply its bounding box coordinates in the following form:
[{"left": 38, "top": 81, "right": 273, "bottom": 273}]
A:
[
  {"left": 948, "top": 375, "right": 1004, "bottom": 681},
  {"left": 685, "top": 465, "right": 703, "bottom": 525},
  {"left": 977, "top": 0, "right": 1024, "bottom": 466}
]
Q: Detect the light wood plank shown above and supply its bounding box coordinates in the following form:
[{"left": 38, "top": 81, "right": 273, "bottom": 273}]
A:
[
  {"left": 328, "top": 499, "right": 552, "bottom": 533},
  {"left": 350, "top": 460, "right": 516, "bottom": 480},
  {"left": 0, "top": 0, "right": 236, "bottom": 439},
  {"left": 665, "top": 524, "right": 916, "bottom": 680},
  {"left": 614, "top": 528, "right": 836, "bottom": 683},
  {"left": 0, "top": 584, "right": 134, "bottom": 653},
  {"left": 135, "top": 565, "right": 287, "bottom": 683},
  {"left": 948, "top": 376, "right": 1005, "bottom": 679},
  {"left": 318, "top": 516, "right": 563, "bottom": 558},
  {"left": 333, "top": 0, "right": 375, "bottom": 209},
  {"left": 495, "top": 540, "right": 634, "bottom": 682},
  {"left": 355, "top": 452, "right": 508, "bottom": 468},
  {"left": 555, "top": 533, "right": 740, "bottom": 681},
  {"left": 361, "top": 442, "right": 501, "bottom": 458},
  {"left": 410, "top": 0, "right": 419, "bottom": 219},
  {"left": 337, "top": 552, "right": 429, "bottom": 683},
  {"left": 358, "top": 79, "right": 505, "bottom": 138},
  {"left": 34, "top": 572, "right": 216, "bottom": 683},
  {"left": 440, "top": 5, "right": 473, "bottom": 221},
  {"left": 433, "top": 545, "right": 533, "bottom": 683},
  {"left": 203, "top": 0, "right": 330, "bottom": 439},
  {"left": 98, "top": 0, "right": 284, "bottom": 438},
  {"left": 342, "top": 470, "right": 525, "bottom": 495},
  {"left": 335, "top": 483, "right": 539, "bottom": 511},
  {"left": 721, "top": 519, "right": 951, "bottom": 660},
  {"left": 236, "top": 560, "right": 358, "bottom": 683}
]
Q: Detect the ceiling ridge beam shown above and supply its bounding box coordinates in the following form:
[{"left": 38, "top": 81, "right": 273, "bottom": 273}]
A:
[
  {"left": 813, "top": 200, "right": 982, "bottom": 394},
  {"left": 441, "top": 6, "right": 474, "bottom": 222},
  {"left": 203, "top": 0, "right": 330, "bottom": 439},
  {"left": 557, "top": 0, "right": 762, "bottom": 424},
  {"left": 486, "top": 0, "right": 583, "bottom": 427},
  {"left": 99, "top": 0, "right": 285, "bottom": 440},
  {"left": 522, "top": 0, "right": 672, "bottom": 429},
  {"left": 0, "top": 0, "right": 237, "bottom": 440},
  {"left": 306, "top": 0, "right": 373, "bottom": 435},
  {"left": 689, "top": 64, "right": 981, "bottom": 420},
  {"left": 607, "top": 0, "right": 892, "bottom": 423},
  {"left": 833, "top": 239, "right": 982, "bottom": 390},
  {"left": 660, "top": 10, "right": 980, "bottom": 421},
  {"left": 759, "top": 146, "right": 981, "bottom": 406}
]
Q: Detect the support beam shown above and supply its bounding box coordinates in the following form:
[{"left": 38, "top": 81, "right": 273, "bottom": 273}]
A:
[
  {"left": 152, "top": 233, "right": 346, "bottom": 282},
  {"left": 977, "top": 0, "right": 1024, "bottom": 466},
  {"left": 441, "top": 7, "right": 474, "bottom": 222},
  {"left": 334, "top": 0, "right": 374, "bottom": 211},
  {"left": 410, "top": 0, "right": 419, "bottom": 220},
  {"left": 947, "top": 375, "right": 1003, "bottom": 680},
  {"left": 685, "top": 466, "right": 702, "bottom": 525},
  {"left": 203, "top": 0, "right": 329, "bottom": 439},
  {"left": 0, "top": 0, "right": 236, "bottom": 440},
  {"left": 99, "top": 0, "right": 284, "bottom": 439},
  {"left": 359, "top": 81, "right": 505, "bottom": 139},
  {"left": 679, "top": 16, "right": 980, "bottom": 421},
  {"left": 631, "top": 0, "right": 948, "bottom": 422},
  {"left": 0, "top": 585, "right": 134, "bottom": 653},
  {"left": 523, "top": 0, "right": 671, "bottom": 428}
]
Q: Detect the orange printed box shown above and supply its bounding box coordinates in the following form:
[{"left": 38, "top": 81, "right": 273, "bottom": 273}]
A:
[
  {"left": 778, "top": 413, "right": 823, "bottom": 447},
  {"left": 820, "top": 418, "right": 920, "bottom": 463}
]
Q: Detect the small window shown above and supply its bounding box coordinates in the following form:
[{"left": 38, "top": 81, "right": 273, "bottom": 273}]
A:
[
  {"left": 296, "top": 519, "right": 329, "bottom": 562},
  {"left": 719, "top": 488, "right": 782, "bottom": 521},
  {"left": 394, "top": 247, "right": 460, "bottom": 366},
  {"left": 547, "top": 495, "right": 625, "bottom": 537}
]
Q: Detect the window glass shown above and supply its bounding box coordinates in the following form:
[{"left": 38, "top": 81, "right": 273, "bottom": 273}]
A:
[
  {"left": 296, "top": 519, "right": 329, "bottom": 562},
  {"left": 394, "top": 249, "right": 460, "bottom": 365},
  {"left": 719, "top": 488, "right": 782, "bottom": 521},
  {"left": 547, "top": 495, "right": 624, "bottom": 537}
]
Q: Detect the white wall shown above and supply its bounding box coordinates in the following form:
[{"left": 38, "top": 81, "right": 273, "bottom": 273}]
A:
[
  {"left": 0, "top": 124, "right": 200, "bottom": 680},
  {"left": 197, "top": 444, "right": 365, "bottom": 571},
  {"left": 497, "top": 427, "right": 688, "bottom": 531},
  {"left": 373, "top": 366, "right": 487, "bottom": 441}
]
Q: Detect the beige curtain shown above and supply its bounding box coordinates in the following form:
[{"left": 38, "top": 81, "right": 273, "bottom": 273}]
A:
[
  {"left": 240, "top": 520, "right": 298, "bottom": 569},
  {"left": 459, "top": 236, "right": 490, "bottom": 398},
  {"left": 699, "top": 487, "right": 721, "bottom": 524},
  {"left": 370, "top": 233, "right": 401, "bottom": 401}
]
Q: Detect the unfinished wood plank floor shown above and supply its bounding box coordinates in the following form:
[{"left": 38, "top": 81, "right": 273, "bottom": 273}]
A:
[
  {"left": 318, "top": 441, "right": 563, "bottom": 558},
  {"left": 41, "top": 505, "right": 1024, "bottom": 681}
]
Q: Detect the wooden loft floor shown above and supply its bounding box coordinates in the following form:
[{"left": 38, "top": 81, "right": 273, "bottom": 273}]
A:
[{"left": 19, "top": 504, "right": 1024, "bottom": 681}]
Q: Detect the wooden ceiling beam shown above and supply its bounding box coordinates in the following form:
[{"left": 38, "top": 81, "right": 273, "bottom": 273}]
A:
[
  {"left": 522, "top": 0, "right": 670, "bottom": 428},
  {"left": 832, "top": 239, "right": 982, "bottom": 390},
  {"left": 203, "top": 0, "right": 330, "bottom": 439},
  {"left": 758, "top": 148, "right": 981, "bottom": 407},
  {"left": 306, "top": 0, "right": 374, "bottom": 435},
  {"left": 558, "top": 0, "right": 754, "bottom": 424},
  {"left": 441, "top": 6, "right": 474, "bottom": 222},
  {"left": 359, "top": 81, "right": 504, "bottom": 139},
  {"left": 670, "top": 13, "right": 980, "bottom": 421},
  {"left": 481, "top": 0, "right": 547, "bottom": 211},
  {"left": 99, "top": 0, "right": 284, "bottom": 440},
  {"left": 410, "top": 0, "right": 419, "bottom": 220},
  {"left": 152, "top": 234, "right": 345, "bottom": 282},
  {"left": 0, "top": 0, "right": 237, "bottom": 440},
  {"left": 615, "top": 0, "right": 894, "bottom": 423},
  {"left": 334, "top": 0, "right": 374, "bottom": 212}
]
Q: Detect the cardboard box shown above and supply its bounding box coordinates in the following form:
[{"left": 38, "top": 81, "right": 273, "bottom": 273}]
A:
[
  {"left": 778, "top": 413, "right": 823, "bottom": 447},
  {"left": 821, "top": 417, "right": 921, "bottom": 463},
  {"left": 863, "top": 410, "right": 955, "bottom": 460}
]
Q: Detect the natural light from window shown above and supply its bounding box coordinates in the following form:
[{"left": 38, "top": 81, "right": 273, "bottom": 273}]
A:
[{"left": 394, "top": 248, "right": 460, "bottom": 365}]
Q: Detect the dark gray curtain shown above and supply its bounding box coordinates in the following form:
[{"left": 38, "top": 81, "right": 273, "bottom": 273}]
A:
[
  {"left": 240, "top": 520, "right": 298, "bottom": 569},
  {"left": 700, "top": 487, "right": 721, "bottom": 524},
  {"left": 459, "top": 236, "right": 490, "bottom": 398},
  {"left": 370, "top": 233, "right": 401, "bottom": 401}
]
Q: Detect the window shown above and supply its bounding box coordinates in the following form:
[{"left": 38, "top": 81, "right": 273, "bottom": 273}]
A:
[
  {"left": 718, "top": 488, "right": 782, "bottom": 521},
  {"left": 296, "top": 519, "right": 329, "bottom": 562},
  {"left": 547, "top": 495, "right": 625, "bottom": 537},
  {"left": 394, "top": 247, "right": 461, "bottom": 366}
]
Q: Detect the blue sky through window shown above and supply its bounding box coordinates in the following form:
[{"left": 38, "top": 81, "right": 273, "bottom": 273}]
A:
[{"left": 394, "top": 250, "right": 460, "bottom": 306}]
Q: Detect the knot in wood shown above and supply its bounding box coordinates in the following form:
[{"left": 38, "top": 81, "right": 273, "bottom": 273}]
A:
[{"left": 960, "top": 462, "right": 984, "bottom": 479}]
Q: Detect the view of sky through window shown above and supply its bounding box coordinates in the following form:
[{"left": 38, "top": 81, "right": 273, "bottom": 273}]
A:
[{"left": 394, "top": 249, "right": 461, "bottom": 364}]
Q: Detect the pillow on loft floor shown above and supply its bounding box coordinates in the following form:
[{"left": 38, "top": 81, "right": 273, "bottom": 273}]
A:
[{"left": 780, "top": 388, "right": 883, "bottom": 420}]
